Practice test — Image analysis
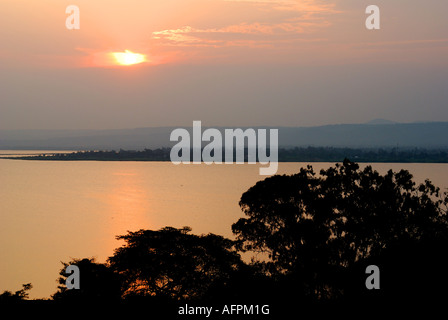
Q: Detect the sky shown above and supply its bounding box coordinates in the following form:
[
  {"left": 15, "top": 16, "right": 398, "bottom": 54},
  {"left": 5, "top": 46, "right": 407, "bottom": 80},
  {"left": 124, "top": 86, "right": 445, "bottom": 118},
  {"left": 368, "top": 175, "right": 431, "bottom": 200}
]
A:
[{"left": 0, "top": 0, "right": 447, "bottom": 130}]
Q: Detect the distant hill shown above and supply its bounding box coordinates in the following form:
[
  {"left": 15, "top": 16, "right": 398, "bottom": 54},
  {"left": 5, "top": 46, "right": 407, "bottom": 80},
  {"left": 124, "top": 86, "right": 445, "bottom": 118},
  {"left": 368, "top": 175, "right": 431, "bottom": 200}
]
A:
[
  {"left": 364, "top": 119, "right": 398, "bottom": 125},
  {"left": 1, "top": 122, "right": 447, "bottom": 150},
  {"left": 279, "top": 122, "right": 448, "bottom": 148}
]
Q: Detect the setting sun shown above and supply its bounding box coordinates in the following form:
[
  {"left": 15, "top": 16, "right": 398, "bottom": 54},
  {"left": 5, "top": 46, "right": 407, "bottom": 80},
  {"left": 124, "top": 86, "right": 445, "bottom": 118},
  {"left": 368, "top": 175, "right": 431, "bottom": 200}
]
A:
[{"left": 112, "top": 50, "right": 146, "bottom": 66}]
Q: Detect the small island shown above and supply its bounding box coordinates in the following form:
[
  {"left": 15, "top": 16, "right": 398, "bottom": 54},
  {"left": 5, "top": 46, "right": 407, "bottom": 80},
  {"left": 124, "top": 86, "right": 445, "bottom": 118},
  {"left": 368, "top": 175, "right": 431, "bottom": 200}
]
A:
[{"left": 6, "top": 147, "right": 448, "bottom": 163}]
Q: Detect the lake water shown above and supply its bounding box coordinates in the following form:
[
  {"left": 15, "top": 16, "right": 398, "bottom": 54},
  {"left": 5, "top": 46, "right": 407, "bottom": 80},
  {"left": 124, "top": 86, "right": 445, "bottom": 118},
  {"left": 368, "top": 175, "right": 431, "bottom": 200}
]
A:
[{"left": 1, "top": 152, "right": 447, "bottom": 299}]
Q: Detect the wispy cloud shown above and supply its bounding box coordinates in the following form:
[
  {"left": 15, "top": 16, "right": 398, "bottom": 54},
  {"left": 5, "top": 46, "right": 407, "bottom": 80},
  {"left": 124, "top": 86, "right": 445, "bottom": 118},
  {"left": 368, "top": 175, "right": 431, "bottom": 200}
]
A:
[
  {"left": 223, "top": 0, "right": 335, "bottom": 12},
  {"left": 151, "top": 0, "right": 337, "bottom": 48}
]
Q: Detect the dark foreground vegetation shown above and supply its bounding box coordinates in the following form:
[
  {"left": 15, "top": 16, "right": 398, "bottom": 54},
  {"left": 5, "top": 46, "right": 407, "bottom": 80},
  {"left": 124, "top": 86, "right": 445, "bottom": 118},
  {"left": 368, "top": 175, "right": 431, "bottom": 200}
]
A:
[
  {"left": 1, "top": 160, "right": 448, "bottom": 316},
  {"left": 8, "top": 146, "right": 448, "bottom": 163}
]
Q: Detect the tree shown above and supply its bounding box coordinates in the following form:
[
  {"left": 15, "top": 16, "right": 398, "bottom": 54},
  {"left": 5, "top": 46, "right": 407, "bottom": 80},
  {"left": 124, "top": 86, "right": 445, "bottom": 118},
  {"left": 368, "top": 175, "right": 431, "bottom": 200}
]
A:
[
  {"left": 52, "top": 258, "right": 122, "bottom": 302},
  {"left": 108, "top": 227, "right": 243, "bottom": 300},
  {"left": 232, "top": 159, "right": 448, "bottom": 300},
  {"left": 0, "top": 283, "right": 33, "bottom": 303}
]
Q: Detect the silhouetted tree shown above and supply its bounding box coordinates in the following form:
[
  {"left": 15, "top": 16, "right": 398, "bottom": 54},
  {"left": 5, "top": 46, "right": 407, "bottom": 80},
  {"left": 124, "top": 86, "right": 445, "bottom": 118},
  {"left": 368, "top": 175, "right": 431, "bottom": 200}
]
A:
[
  {"left": 0, "top": 283, "right": 33, "bottom": 304},
  {"left": 108, "top": 227, "right": 244, "bottom": 300},
  {"left": 232, "top": 159, "right": 448, "bottom": 301},
  {"left": 52, "top": 258, "right": 122, "bottom": 303}
]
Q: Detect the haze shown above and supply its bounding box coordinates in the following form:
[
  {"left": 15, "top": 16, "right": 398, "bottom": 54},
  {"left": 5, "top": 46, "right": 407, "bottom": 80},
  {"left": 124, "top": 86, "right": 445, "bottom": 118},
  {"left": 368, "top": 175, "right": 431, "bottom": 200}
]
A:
[{"left": 0, "top": 0, "right": 447, "bottom": 130}]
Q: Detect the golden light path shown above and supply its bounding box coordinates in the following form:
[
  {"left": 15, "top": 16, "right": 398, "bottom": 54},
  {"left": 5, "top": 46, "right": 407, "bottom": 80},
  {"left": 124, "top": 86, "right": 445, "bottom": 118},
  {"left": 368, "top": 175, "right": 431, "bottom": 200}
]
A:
[{"left": 112, "top": 50, "right": 147, "bottom": 66}]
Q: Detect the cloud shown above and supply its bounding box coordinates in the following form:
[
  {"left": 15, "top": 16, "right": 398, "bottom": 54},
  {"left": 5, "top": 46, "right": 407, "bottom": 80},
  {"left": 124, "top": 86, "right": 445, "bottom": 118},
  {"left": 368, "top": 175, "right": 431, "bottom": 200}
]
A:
[
  {"left": 223, "top": 0, "right": 335, "bottom": 12},
  {"left": 151, "top": 0, "right": 337, "bottom": 48}
]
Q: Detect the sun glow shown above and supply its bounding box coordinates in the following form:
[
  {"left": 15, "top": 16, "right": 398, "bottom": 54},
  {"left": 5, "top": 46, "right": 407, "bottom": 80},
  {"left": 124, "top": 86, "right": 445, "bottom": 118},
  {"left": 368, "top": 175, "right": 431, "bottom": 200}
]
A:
[{"left": 112, "top": 50, "right": 146, "bottom": 66}]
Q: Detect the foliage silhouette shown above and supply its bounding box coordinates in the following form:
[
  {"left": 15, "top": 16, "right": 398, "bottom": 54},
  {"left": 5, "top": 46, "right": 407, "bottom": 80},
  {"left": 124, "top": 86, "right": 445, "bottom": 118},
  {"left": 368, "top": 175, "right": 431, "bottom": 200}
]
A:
[
  {"left": 108, "top": 227, "right": 244, "bottom": 301},
  {"left": 13, "top": 147, "right": 448, "bottom": 163},
  {"left": 0, "top": 283, "right": 33, "bottom": 304},
  {"left": 52, "top": 258, "right": 121, "bottom": 303},
  {"left": 232, "top": 159, "right": 448, "bottom": 302}
]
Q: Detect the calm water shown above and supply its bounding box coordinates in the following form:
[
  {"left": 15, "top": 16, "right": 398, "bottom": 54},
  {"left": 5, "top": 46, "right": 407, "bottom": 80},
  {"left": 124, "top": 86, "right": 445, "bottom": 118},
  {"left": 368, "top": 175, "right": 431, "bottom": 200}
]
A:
[{"left": 1, "top": 152, "right": 447, "bottom": 299}]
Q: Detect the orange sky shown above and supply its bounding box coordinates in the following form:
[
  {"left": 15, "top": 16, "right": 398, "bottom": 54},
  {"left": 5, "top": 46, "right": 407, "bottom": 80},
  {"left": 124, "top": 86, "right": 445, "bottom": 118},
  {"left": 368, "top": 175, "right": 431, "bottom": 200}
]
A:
[
  {"left": 0, "top": 0, "right": 447, "bottom": 130},
  {"left": 1, "top": 0, "right": 447, "bottom": 68}
]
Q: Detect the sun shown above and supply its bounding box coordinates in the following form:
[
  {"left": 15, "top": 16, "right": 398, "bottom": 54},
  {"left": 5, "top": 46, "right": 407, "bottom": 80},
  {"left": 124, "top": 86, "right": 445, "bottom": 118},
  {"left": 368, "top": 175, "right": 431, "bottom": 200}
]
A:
[{"left": 112, "top": 50, "right": 146, "bottom": 66}]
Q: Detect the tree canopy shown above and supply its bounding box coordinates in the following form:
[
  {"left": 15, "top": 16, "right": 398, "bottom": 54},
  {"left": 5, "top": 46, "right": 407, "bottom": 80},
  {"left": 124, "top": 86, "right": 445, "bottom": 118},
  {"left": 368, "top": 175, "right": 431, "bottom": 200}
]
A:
[
  {"left": 0, "top": 283, "right": 33, "bottom": 304},
  {"left": 232, "top": 159, "right": 448, "bottom": 300},
  {"left": 108, "top": 227, "right": 243, "bottom": 300},
  {"left": 52, "top": 258, "right": 122, "bottom": 302}
]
